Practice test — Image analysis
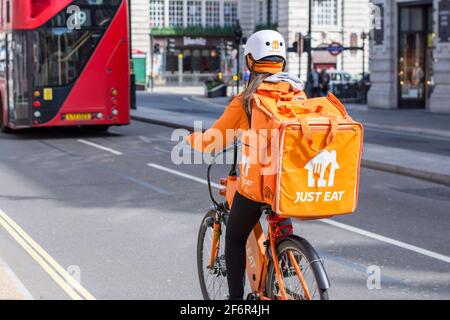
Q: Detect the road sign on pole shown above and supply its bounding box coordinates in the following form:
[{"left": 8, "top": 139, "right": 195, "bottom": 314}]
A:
[{"left": 327, "top": 42, "right": 344, "bottom": 56}]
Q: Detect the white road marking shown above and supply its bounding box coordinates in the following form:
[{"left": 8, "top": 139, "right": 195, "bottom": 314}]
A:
[
  {"left": 321, "top": 219, "right": 450, "bottom": 264},
  {"left": 147, "top": 162, "right": 450, "bottom": 264},
  {"left": 0, "top": 209, "right": 96, "bottom": 300},
  {"left": 138, "top": 136, "right": 152, "bottom": 143},
  {"left": 77, "top": 139, "right": 123, "bottom": 155},
  {"left": 147, "top": 163, "right": 222, "bottom": 189}
]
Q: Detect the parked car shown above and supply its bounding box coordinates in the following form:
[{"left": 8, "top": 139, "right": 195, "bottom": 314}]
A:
[{"left": 325, "top": 70, "right": 358, "bottom": 99}]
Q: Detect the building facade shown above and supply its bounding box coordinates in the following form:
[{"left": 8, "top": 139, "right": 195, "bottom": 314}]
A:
[
  {"left": 240, "top": 0, "right": 370, "bottom": 80},
  {"left": 368, "top": 0, "right": 450, "bottom": 113},
  {"left": 131, "top": 0, "right": 151, "bottom": 61},
  {"left": 137, "top": 0, "right": 370, "bottom": 86},
  {"left": 147, "top": 0, "right": 239, "bottom": 85}
]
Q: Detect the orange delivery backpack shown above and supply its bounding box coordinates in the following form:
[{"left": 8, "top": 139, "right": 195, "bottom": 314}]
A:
[{"left": 238, "top": 74, "right": 364, "bottom": 220}]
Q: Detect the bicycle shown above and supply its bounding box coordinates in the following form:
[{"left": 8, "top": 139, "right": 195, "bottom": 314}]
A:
[{"left": 197, "top": 143, "right": 331, "bottom": 300}]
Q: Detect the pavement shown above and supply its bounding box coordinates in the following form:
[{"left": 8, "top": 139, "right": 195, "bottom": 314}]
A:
[
  {"left": 0, "top": 255, "right": 33, "bottom": 300},
  {"left": 132, "top": 92, "right": 450, "bottom": 187},
  {"left": 143, "top": 85, "right": 246, "bottom": 97},
  {"left": 0, "top": 121, "right": 449, "bottom": 299}
]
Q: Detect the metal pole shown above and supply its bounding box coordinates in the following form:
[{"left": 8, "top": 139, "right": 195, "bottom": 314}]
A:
[
  {"left": 234, "top": 20, "right": 242, "bottom": 95},
  {"left": 341, "top": 0, "right": 345, "bottom": 71},
  {"left": 267, "top": 0, "right": 272, "bottom": 27},
  {"left": 236, "top": 44, "right": 240, "bottom": 94},
  {"left": 150, "top": 34, "right": 154, "bottom": 92},
  {"left": 178, "top": 54, "right": 183, "bottom": 84},
  {"left": 128, "top": 0, "right": 136, "bottom": 109},
  {"left": 362, "top": 37, "right": 366, "bottom": 77},
  {"left": 307, "top": 0, "right": 312, "bottom": 76},
  {"left": 299, "top": 53, "right": 302, "bottom": 79},
  {"left": 362, "top": 35, "right": 366, "bottom": 103}
]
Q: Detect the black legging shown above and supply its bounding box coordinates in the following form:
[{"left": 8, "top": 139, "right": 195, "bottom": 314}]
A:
[{"left": 225, "top": 192, "right": 265, "bottom": 300}]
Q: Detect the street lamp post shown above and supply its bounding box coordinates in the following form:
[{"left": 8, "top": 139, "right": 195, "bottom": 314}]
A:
[
  {"left": 361, "top": 31, "right": 368, "bottom": 77},
  {"left": 360, "top": 31, "right": 370, "bottom": 104},
  {"left": 150, "top": 33, "right": 153, "bottom": 92}
]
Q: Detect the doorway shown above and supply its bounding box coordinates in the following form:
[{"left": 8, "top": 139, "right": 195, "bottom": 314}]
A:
[{"left": 398, "top": 3, "right": 434, "bottom": 108}]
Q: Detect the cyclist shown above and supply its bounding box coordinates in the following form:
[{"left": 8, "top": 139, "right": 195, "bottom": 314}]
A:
[{"left": 187, "top": 30, "right": 300, "bottom": 300}]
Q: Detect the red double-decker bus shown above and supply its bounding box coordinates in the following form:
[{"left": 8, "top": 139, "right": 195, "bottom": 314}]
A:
[{"left": 0, "top": 0, "right": 130, "bottom": 132}]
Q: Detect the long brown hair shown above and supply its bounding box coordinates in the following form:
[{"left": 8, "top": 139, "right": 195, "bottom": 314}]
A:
[{"left": 243, "top": 72, "right": 272, "bottom": 125}]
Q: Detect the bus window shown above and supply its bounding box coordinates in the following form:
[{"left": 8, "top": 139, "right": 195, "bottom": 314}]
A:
[
  {"left": 32, "top": 0, "right": 122, "bottom": 88},
  {"left": 0, "top": 33, "right": 6, "bottom": 77},
  {"left": 9, "top": 32, "right": 31, "bottom": 125}
]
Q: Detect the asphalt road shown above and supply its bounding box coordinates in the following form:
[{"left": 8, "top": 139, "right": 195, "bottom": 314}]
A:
[{"left": 0, "top": 96, "right": 449, "bottom": 300}]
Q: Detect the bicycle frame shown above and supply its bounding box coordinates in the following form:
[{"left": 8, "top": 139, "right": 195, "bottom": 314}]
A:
[{"left": 206, "top": 143, "right": 313, "bottom": 300}]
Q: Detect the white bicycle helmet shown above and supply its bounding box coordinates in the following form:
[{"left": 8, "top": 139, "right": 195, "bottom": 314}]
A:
[{"left": 244, "top": 30, "right": 287, "bottom": 62}]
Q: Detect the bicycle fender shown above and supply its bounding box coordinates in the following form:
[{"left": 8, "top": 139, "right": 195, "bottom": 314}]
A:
[{"left": 279, "top": 235, "right": 331, "bottom": 291}]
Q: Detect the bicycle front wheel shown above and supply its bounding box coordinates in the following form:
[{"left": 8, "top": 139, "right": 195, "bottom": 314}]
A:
[
  {"left": 266, "top": 236, "right": 330, "bottom": 300},
  {"left": 197, "top": 210, "right": 228, "bottom": 300}
]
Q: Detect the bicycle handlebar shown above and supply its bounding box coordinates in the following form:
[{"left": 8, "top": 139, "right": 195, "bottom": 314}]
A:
[{"left": 206, "top": 141, "right": 239, "bottom": 210}]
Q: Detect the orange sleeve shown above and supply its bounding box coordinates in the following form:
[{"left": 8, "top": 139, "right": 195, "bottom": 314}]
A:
[{"left": 186, "top": 94, "right": 249, "bottom": 153}]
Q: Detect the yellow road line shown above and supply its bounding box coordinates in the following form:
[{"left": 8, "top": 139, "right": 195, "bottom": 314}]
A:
[{"left": 0, "top": 209, "right": 96, "bottom": 300}]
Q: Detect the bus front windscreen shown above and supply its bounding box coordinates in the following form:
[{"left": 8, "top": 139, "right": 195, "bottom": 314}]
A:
[{"left": 32, "top": 0, "right": 123, "bottom": 88}]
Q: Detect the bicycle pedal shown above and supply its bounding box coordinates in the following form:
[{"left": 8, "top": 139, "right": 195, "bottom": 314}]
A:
[{"left": 246, "top": 293, "right": 259, "bottom": 300}]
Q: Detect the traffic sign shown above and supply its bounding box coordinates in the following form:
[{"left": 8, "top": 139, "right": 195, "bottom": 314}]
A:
[{"left": 327, "top": 42, "right": 344, "bottom": 56}]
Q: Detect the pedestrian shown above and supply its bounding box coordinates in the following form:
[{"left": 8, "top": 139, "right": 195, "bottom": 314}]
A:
[
  {"left": 320, "top": 69, "right": 330, "bottom": 96},
  {"left": 308, "top": 67, "right": 321, "bottom": 97}
]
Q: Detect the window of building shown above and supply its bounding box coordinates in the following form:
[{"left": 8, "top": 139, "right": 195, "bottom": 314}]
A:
[
  {"left": 312, "top": 0, "right": 338, "bottom": 26},
  {"left": 224, "top": 1, "right": 237, "bottom": 26},
  {"left": 187, "top": 1, "right": 202, "bottom": 26},
  {"left": 206, "top": 1, "right": 220, "bottom": 27},
  {"left": 169, "top": 0, "right": 183, "bottom": 27},
  {"left": 33, "top": 0, "right": 122, "bottom": 87},
  {"left": 257, "top": 0, "right": 266, "bottom": 25},
  {"left": 150, "top": 0, "right": 165, "bottom": 27},
  {"left": 271, "top": 0, "right": 279, "bottom": 25}
]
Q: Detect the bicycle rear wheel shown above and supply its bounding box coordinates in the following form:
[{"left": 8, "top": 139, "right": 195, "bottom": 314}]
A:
[
  {"left": 266, "top": 236, "right": 330, "bottom": 300},
  {"left": 197, "top": 210, "right": 228, "bottom": 300}
]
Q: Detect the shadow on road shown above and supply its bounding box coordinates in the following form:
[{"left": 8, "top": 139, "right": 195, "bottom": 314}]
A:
[{"left": 0, "top": 127, "right": 123, "bottom": 141}]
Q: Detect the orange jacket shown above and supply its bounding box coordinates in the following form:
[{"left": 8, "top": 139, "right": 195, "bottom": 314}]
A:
[
  {"left": 186, "top": 94, "right": 257, "bottom": 201},
  {"left": 186, "top": 94, "right": 249, "bottom": 153}
]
